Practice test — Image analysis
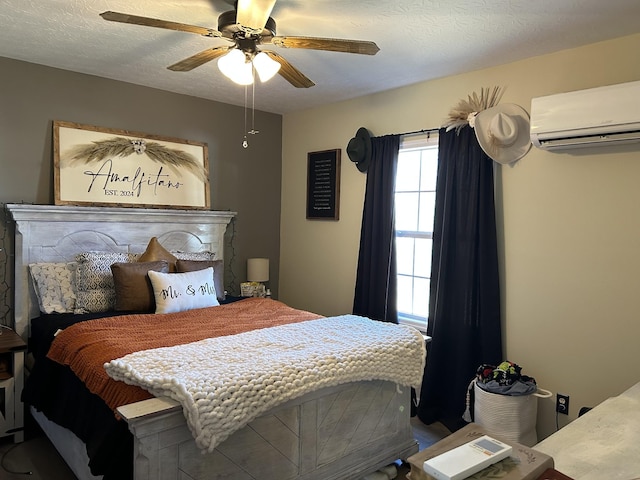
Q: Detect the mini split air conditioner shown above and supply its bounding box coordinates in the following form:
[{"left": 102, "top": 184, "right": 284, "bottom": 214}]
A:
[{"left": 530, "top": 80, "right": 640, "bottom": 150}]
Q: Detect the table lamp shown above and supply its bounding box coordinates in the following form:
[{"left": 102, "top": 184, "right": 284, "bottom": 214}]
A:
[{"left": 247, "top": 258, "right": 269, "bottom": 297}]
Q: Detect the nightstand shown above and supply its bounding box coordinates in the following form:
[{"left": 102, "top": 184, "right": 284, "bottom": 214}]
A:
[{"left": 0, "top": 327, "right": 27, "bottom": 443}]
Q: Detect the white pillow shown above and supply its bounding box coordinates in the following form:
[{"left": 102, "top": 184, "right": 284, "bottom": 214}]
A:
[
  {"left": 148, "top": 268, "right": 219, "bottom": 314},
  {"left": 29, "top": 262, "right": 77, "bottom": 314}
]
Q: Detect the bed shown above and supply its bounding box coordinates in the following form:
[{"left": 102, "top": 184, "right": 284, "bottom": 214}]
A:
[{"left": 7, "top": 203, "right": 425, "bottom": 480}]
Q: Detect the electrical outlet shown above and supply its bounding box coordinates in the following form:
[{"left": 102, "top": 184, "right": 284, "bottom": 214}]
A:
[{"left": 556, "top": 394, "right": 570, "bottom": 415}]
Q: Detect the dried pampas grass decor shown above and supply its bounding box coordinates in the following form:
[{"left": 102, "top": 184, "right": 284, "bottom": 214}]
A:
[
  {"left": 64, "top": 137, "right": 208, "bottom": 182},
  {"left": 444, "top": 86, "right": 505, "bottom": 132}
]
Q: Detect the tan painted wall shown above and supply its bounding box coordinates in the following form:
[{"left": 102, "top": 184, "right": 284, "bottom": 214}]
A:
[{"left": 280, "top": 33, "right": 640, "bottom": 440}]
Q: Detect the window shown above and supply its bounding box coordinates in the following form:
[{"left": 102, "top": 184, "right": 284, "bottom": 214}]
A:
[{"left": 394, "top": 133, "right": 438, "bottom": 332}]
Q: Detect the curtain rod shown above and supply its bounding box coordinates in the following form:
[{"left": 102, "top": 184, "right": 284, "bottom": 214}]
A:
[{"left": 396, "top": 127, "right": 441, "bottom": 137}]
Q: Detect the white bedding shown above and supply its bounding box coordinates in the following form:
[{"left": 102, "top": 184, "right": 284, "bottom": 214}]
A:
[{"left": 104, "top": 314, "right": 426, "bottom": 452}]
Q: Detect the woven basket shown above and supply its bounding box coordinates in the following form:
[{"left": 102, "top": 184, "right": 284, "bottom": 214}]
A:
[{"left": 473, "top": 380, "right": 552, "bottom": 446}]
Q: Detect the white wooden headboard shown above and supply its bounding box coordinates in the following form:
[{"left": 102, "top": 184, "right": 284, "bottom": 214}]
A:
[{"left": 6, "top": 204, "right": 236, "bottom": 340}]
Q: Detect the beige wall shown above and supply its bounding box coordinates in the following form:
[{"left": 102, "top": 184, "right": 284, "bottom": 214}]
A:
[
  {"left": 280, "top": 33, "right": 640, "bottom": 440},
  {"left": 0, "top": 57, "right": 283, "bottom": 306}
]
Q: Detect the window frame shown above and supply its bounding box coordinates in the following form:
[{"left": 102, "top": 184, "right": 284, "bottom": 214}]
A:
[{"left": 395, "top": 132, "right": 439, "bottom": 333}]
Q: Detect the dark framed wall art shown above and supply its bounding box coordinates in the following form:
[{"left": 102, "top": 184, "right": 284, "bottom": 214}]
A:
[
  {"left": 306, "top": 149, "right": 341, "bottom": 220},
  {"left": 53, "top": 120, "right": 210, "bottom": 209}
]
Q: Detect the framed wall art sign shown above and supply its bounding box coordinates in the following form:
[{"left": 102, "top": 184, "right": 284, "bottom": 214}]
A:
[
  {"left": 306, "top": 149, "right": 341, "bottom": 220},
  {"left": 53, "top": 120, "right": 210, "bottom": 209}
]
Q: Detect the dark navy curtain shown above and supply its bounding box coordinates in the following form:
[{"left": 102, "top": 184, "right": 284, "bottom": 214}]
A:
[
  {"left": 417, "top": 126, "right": 503, "bottom": 431},
  {"left": 352, "top": 134, "right": 401, "bottom": 323}
]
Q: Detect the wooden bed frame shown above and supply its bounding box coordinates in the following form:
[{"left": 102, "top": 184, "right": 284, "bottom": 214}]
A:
[{"left": 8, "top": 204, "right": 419, "bottom": 480}]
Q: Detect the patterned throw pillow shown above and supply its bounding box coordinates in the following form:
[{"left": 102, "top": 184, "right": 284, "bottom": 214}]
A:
[
  {"left": 148, "top": 268, "right": 219, "bottom": 314},
  {"left": 75, "top": 252, "right": 138, "bottom": 313},
  {"left": 29, "top": 262, "right": 77, "bottom": 314},
  {"left": 173, "top": 251, "right": 217, "bottom": 261}
]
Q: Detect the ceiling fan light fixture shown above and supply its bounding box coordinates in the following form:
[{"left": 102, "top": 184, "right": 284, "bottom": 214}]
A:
[
  {"left": 218, "top": 49, "right": 254, "bottom": 85},
  {"left": 253, "top": 52, "right": 281, "bottom": 82},
  {"left": 100, "top": 6, "right": 380, "bottom": 90}
]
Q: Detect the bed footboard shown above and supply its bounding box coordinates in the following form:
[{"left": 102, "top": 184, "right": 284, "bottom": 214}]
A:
[{"left": 118, "top": 380, "right": 418, "bottom": 480}]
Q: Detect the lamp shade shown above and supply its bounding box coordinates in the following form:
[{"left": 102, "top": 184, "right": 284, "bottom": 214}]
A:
[
  {"left": 247, "top": 258, "right": 269, "bottom": 282},
  {"left": 253, "top": 52, "right": 281, "bottom": 82},
  {"left": 218, "top": 49, "right": 254, "bottom": 85}
]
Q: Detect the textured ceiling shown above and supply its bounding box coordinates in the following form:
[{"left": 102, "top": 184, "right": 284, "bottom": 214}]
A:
[{"left": 1, "top": 0, "right": 640, "bottom": 114}]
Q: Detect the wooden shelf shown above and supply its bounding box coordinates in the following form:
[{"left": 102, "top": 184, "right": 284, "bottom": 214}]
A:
[{"left": 0, "top": 327, "right": 27, "bottom": 353}]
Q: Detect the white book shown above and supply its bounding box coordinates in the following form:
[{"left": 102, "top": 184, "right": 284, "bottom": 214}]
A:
[{"left": 423, "top": 435, "right": 513, "bottom": 480}]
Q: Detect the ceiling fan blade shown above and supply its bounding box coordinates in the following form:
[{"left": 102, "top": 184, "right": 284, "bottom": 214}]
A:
[
  {"left": 168, "top": 47, "right": 233, "bottom": 71},
  {"left": 263, "top": 51, "right": 315, "bottom": 88},
  {"left": 271, "top": 36, "right": 379, "bottom": 55},
  {"left": 236, "top": 0, "right": 277, "bottom": 32},
  {"left": 100, "top": 11, "right": 221, "bottom": 38}
]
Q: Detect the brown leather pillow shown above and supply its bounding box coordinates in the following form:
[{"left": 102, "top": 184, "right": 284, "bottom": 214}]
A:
[
  {"left": 111, "top": 260, "right": 169, "bottom": 312},
  {"left": 138, "top": 237, "right": 177, "bottom": 271},
  {"left": 175, "top": 259, "right": 225, "bottom": 301}
]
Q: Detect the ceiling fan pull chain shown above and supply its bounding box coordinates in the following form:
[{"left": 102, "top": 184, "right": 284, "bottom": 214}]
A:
[
  {"left": 242, "top": 83, "right": 249, "bottom": 148},
  {"left": 249, "top": 74, "right": 259, "bottom": 136}
]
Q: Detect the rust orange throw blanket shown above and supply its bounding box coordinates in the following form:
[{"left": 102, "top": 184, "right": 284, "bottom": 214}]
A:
[{"left": 47, "top": 298, "right": 322, "bottom": 413}]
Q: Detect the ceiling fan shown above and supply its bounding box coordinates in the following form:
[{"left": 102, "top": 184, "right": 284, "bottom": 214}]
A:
[{"left": 100, "top": 0, "right": 380, "bottom": 88}]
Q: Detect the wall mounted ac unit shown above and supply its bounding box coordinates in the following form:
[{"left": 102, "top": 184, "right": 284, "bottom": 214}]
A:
[{"left": 530, "top": 80, "right": 640, "bottom": 150}]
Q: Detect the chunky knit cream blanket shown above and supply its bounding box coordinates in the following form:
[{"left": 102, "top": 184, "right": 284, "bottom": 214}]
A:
[{"left": 104, "top": 314, "right": 426, "bottom": 452}]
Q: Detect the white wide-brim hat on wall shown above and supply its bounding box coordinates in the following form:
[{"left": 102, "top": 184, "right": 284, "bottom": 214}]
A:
[{"left": 474, "top": 103, "right": 532, "bottom": 165}]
